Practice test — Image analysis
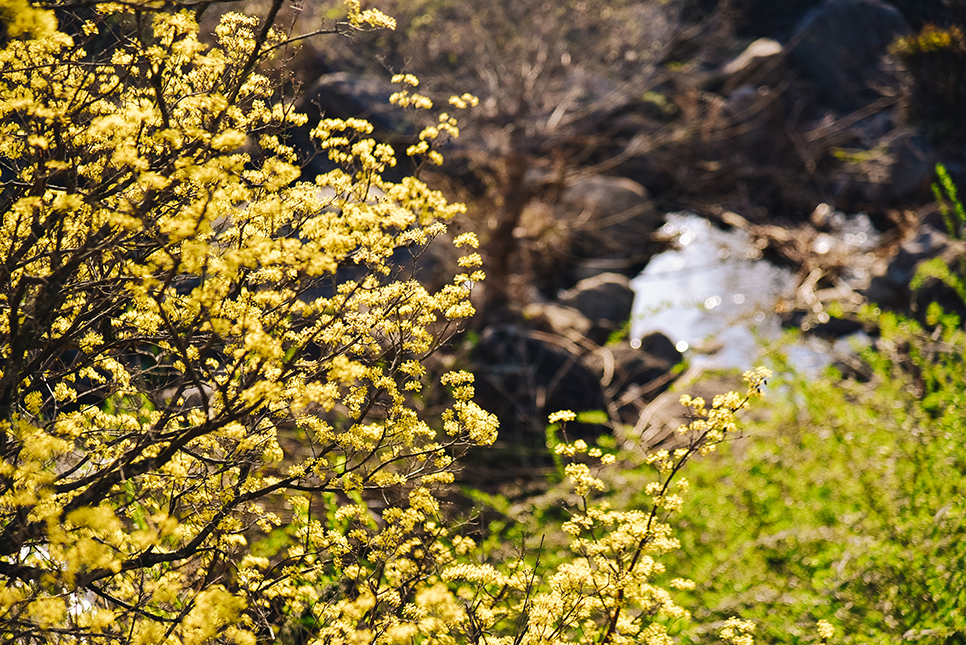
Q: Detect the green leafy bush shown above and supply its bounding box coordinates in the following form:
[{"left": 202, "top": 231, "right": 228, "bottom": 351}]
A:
[{"left": 669, "top": 333, "right": 966, "bottom": 643}]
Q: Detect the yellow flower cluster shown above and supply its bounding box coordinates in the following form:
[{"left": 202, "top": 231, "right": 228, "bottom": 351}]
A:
[
  {"left": 719, "top": 617, "right": 757, "bottom": 645},
  {"left": 548, "top": 409, "right": 577, "bottom": 424},
  {"left": 345, "top": 0, "right": 396, "bottom": 30},
  {"left": 817, "top": 619, "right": 836, "bottom": 641},
  {"left": 0, "top": 1, "right": 496, "bottom": 642},
  {"left": 390, "top": 89, "right": 434, "bottom": 110},
  {"left": 674, "top": 367, "right": 772, "bottom": 455}
]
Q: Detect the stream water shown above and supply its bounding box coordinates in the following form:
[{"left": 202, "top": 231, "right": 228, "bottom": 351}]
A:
[{"left": 628, "top": 212, "right": 877, "bottom": 371}]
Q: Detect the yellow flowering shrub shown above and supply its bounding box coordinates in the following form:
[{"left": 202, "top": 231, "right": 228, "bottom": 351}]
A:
[
  {"left": 0, "top": 1, "right": 770, "bottom": 643},
  {"left": 0, "top": 1, "right": 487, "bottom": 642}
]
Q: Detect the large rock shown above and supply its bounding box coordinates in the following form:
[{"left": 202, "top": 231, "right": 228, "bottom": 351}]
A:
[
  {"left": 587, "top": 340, "right": 680, "bottom": 395},
  {"left": 637, "top": 332, "right": 683, "bottom": 366},
  {"left": 732, "top": 0, "right": 825, "bottom": 39},
  {"left": 827, "top": 130, "right": 934, "bottom": 206},
  {"left": 885, "top": 0, "right": 963, "bottom": 29},
  {"left": 790, "top": 0, "right": 910, "bottom": 112},
  {"left": 881, "top": 133, "right": 934, "bottom": 201},
  {"left": 471, "top": 326, "right": 607, "bottom": 463},
  {"left": 523, "top": 302, "right": 594, "bottom": 345},
  {"left": 557, "top": 273, "right": 636, "bottom": 345}
]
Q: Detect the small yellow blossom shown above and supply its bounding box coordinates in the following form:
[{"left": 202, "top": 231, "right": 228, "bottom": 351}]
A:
[
  {"left": 448, "top": 93, "right": 479, "bottom": 109},
  {"left": 817, "top": 620, "right": 835, "bottom": 641},
  {"left": 548, "top": 410, "right": 576, "bottom": 424},
  {"left": 719, "top": 617, "right": 757, "bottom": 645},
  {"left": 454, "top": 232, "right": 479, "bottom": 248},
  {"left": 391, "top": 73, "right": 419, "bottom": 87}
]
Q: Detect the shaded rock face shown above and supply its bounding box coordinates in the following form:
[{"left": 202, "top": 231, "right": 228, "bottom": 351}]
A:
[
  {"left": 717, "top": 83, "right": 789, "bottom": 168},
  {"left": 881, "top": 134, "right": 934, "bottom": 202},
  {"left": 827, "top": 129, "right": 934, "bottom": 207},
  {"left": 691, "top": 0, "right": 949, "bottom": 39},
  {"left": 584, "top": 335, "right": 682, "bottom": 424},
  {"left": 516, "top": 173, "right": 660, "bottom": 296},
  {"left": 603, "top": 344, "right": 676, "bottom": 391},
  {"left": 557, "top": 273, "right": 636, "bottom": 345},
  {"left": 790, "top": 0, "right": 910, "bottom": 112},
  {"left": 523, "top": 302, "right": 593, "bottom": 344},
  {"left": 886, "top": 0, "right": 964, "bottom": 29},
  {"left": 471, "top": 326, "right": 607, "bottom": 454},
  {"left": 637, "top": 332, "right": 682, "bottom": 366}
]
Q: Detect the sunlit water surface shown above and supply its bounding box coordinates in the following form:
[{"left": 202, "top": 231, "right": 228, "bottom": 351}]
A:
[{"left": 629, "top": 213, "right": 876, "bottom": 371}]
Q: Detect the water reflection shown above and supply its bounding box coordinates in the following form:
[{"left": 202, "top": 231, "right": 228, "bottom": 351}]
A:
[
  {"left": 629, "top": 214, "right": 794, "bottom": 369},
  {"left": 630, "top": 212, "right": 877, "bottom": 370}
]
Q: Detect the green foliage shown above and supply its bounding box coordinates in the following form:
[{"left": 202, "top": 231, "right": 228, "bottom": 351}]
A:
[
  {"left": 546, "top": 410, "right": 613, "bottom": 479},
  {"left": 659, "top": 311, "right": 966, "bottom": 643},
  {"left": 830, "top": 144, "right": 889, "bottom": 166},
  {"left": 576, "top": 410, "right": 611, "bottom": 426},
  {"left": 915, "top": 164, "right": 966, "bottom": 306},
  {"left": 524, "top": 163, "right": 966, "bottom": 640},
  {"left": 606, "top": 319, "right": 633, "bottom": 346},
  {"left": 544, "top": 419, "right": 565, "bottom": 479},
  {"left": 932, "top": 164, "right": 966, "bottom": 240},
  {"left": 910, "top": 256, "right": 966, "bottom": 303}
]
